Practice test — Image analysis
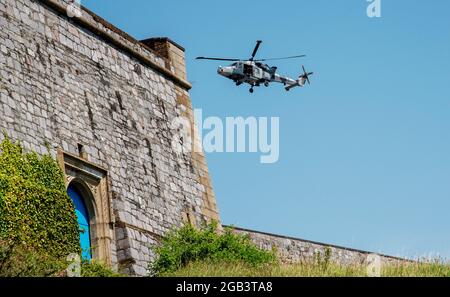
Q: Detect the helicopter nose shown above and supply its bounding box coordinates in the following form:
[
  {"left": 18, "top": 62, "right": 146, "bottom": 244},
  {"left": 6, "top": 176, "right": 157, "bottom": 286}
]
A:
[{"left": 218, "top": 66, "right": 231, "bottom": 77}]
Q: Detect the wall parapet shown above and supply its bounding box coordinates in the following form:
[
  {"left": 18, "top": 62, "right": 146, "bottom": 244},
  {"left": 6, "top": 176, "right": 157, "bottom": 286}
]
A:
[{"left": 227, "top": 226, "right": 409, "bottom": 265}]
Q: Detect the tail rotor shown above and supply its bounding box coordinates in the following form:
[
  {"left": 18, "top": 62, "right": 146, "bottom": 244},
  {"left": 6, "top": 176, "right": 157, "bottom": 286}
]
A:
[{"left": 300, "top": 65, "right": 313, "bottom": 85}]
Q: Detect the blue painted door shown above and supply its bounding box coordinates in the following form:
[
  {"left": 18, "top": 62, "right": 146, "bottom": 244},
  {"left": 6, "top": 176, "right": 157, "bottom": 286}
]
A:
[{"left": 68, "top": 185, "right": 92, "bottom": 260}]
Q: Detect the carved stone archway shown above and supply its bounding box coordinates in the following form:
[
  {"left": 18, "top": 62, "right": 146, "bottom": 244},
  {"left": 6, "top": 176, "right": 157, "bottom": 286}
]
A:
[{"left": 57, "top": 149, "right": 115, "bottom": 265}]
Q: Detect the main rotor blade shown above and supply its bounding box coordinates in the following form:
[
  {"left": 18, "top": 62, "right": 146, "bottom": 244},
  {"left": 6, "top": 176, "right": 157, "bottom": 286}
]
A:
[
  {"left": 196, "top": 57, "right": 241, "bottom": 61},
  {"left": 256, "top": 55, "right": 306, "bottom": 62},
  {"left": 250, "top": 40, "right": 263, "bottom": 61}
]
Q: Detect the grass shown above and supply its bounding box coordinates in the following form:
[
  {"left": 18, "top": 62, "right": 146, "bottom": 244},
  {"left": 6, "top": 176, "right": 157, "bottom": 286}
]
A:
[
  {"left": 148, "top": 222, "right": 449, "bottom": 277},
  {"left": 161, "top": 260, "right": 450, "bottom": 277}
]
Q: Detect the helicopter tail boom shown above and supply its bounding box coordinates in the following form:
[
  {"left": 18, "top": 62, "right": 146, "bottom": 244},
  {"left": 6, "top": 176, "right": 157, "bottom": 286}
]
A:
[
  {"left": 285, "top": 82, "right": 301, "bottom": 91},
  {"left": 285, "top": 65, "right": 313, "bottom": 91}
]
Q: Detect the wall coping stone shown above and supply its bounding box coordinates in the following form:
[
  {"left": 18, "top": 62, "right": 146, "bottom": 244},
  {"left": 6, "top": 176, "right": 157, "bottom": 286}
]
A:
[
  {"left": 38, "top": 0, "right": 192, "bottom": 90},
  {"left": 226, "top": 225, "right": 410, "bottom": 262}
]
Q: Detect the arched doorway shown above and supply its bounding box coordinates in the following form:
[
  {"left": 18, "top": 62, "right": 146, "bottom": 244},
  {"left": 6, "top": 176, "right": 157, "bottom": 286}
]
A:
[{"left": 68, "top": 183, "right": 92, "bottom": 260}]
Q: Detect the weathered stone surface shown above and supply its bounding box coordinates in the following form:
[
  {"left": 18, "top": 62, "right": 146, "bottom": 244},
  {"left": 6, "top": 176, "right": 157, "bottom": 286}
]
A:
[
  {"left": 0, "top": 0, "right": 220, "bottom": 276},
  {"left": 230, "top": 226, "right": 405, "bottom": 266}
]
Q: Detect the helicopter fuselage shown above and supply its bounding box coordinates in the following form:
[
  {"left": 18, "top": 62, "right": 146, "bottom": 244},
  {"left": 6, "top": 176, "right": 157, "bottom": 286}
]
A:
[
  {"left": 218, "top": 61, "right": 302, "bottom": 92},
  {"left": 218, "top": 61, "right": 272, "bottom": 85}
]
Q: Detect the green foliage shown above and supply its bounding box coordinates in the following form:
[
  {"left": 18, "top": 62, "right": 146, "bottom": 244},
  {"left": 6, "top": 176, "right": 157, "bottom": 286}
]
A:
[
  {"left": 314, "top": 247, "right": 332, "bottom": 271},
  {"left": 162, "top": 259, "right": 450, "bottom": 277},
  {"left": 150, "top": 222, "right": 276, "bottom": 276},
  {"left": 0, "top": 240, "right": 121, "bottom": 277},
  {"left": 383, "top": 259, "right": 450, "bottom": 277},
  {"left": 0, "top": 240, "right": 66, "bottom": 277},
  {"left": 0, "top": 134, "right": 80, "bottom": 258},
  {"left": 81, "top": 260, "right": 123, "bottom": 277}
]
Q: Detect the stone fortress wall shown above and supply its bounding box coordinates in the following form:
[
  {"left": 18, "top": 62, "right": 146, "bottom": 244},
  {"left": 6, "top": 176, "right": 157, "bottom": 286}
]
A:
[
  {"left": 0, "top": 0, "right": 219, "bottom": 276},
  {"left": 229, "top": 226, "right": 406, "bottom": 266},
  {"left": 0, "top": 0, "right": 405, "bottom": 275}
]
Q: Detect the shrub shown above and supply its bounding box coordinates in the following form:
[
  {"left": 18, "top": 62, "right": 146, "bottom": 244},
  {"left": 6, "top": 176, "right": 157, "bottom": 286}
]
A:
[
  {"left": 0, "top": 240, "right": 121, "bottom": 277},
  {"left": 81, "top": 260, "right": 123, "bottom": 277},
  {"left": 0, "top": 134, "right": 80, "bottom": 259},
  {"left": 0, "top": 240, "right": 67, "bottom": 277},
  {"left": 149, "top": 222, "right": 276, "bottom": 275},
  {"left": 0, "top": 135, "right": 121, "bottom": 277}
]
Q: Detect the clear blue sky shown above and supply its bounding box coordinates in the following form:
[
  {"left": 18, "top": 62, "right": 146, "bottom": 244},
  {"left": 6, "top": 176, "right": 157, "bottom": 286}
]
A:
[{"left": 83, "top": 0, "right": 450, "bottom": 259}]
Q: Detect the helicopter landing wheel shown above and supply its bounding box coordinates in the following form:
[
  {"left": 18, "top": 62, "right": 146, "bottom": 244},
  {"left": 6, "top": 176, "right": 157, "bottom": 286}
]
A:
[
  {"left": 249, "top": 88, "right": 254, "bottom": 93},
  {"left": 264, "top": 82, "right": 269, "bottom": 87}
]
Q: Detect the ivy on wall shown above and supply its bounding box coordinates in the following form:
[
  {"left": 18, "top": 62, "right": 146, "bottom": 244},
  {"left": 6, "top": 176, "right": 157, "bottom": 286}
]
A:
[{"left": 0, "top": 134, "right": 80, "bottom": 258}]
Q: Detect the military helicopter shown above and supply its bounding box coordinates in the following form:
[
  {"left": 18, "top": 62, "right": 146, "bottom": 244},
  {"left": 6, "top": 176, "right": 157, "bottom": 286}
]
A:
[{"left": 196, "top": 40, "right": 313, "bottom": 93}]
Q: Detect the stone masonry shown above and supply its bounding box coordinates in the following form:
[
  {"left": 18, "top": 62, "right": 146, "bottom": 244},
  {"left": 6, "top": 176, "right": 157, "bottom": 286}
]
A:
[
  {"left": 0, "top": 0, "right": 219, "bottom": 276},
  {"left": 230, "top": 226, "right": 405, "bottom": 266},
  {"left": 0, "top": 0, "right": 406, "bottom": 276}
]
